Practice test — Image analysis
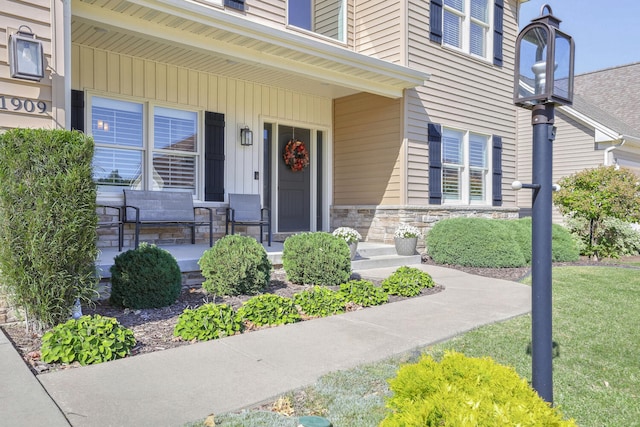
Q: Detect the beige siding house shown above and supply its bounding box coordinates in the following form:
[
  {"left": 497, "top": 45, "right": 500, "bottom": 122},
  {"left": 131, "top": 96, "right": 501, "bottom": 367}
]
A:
[
  {"left": 2, "top": 0, "right": 523, "bottom": 249},
  {"left": 516, "top": 63, "right": 640, "bottom": 221}
]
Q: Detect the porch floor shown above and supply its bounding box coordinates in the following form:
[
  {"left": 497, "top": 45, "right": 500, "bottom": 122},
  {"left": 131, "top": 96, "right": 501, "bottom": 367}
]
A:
[{"left": 96, "top": 241, "right": 422, "bottom": 279}]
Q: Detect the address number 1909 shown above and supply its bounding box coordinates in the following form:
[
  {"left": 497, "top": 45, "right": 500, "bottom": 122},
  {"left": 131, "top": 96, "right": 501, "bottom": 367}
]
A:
[{"left": 0, "top": 95, "right": 48, "bottom": 113}]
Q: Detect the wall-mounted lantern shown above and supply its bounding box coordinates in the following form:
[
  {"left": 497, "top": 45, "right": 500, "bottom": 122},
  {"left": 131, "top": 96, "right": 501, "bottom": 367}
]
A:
[
  {"left": 9, "top": 26, "right": 45, "bottom": 82},
  {"left": 240, "top": 126, "right": 253, "bottom": 146}
]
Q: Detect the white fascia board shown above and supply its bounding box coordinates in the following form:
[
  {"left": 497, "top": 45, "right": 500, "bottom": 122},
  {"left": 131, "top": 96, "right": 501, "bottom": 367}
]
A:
[
  {"left": 559, "top": 105, "right": 620, "bottom": 142},
  {"left": 117, "top": 0, "right": 430, "bottom": 90}
]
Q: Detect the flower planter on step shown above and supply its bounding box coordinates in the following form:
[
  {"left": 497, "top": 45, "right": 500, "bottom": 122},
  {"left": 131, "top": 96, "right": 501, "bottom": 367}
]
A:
[{"left": 394, "top": 237, "right": 417, "bottom": 256}]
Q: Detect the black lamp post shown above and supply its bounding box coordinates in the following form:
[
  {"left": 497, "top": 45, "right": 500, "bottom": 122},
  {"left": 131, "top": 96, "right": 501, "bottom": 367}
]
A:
[{"left": 513, "top": 4, "right": 574, "bottom": 404}]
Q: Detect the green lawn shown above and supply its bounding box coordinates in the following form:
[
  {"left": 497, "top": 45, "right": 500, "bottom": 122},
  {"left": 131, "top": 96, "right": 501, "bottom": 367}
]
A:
[{"left": 194, "top": 266, "right": 640, "bottom": 427}]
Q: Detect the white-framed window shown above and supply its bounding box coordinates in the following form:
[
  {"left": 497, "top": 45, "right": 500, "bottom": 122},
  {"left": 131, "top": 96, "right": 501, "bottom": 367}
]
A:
[
  {"left": 288, "top": 0, "right": 346, "bottom": 43},
  {"left": 90, "top": 95, "right": 200, "bottom": 195},
  {"left": 442, "top": 128, "right": 490, "bottom": 203},
  {"left": 443, "top": 0, "right": 491, "bottom": 59}
]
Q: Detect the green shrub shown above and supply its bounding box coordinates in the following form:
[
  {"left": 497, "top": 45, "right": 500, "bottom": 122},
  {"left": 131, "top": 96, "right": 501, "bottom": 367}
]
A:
[
  {"left": 109, "top": 243, "right": 182, "bottom": 309},
  {"left": 426, "top": 218, "right": 579, "bottom": 268},
  {"left": 567, "top": 216, "right": 640, "bottom": 259},
  {"left": 381, "top": 266, "right": 435, "bottom": 297},
  {"left": 174, "top": 303, "right": 243, "bottom": 341},
  {"left": 282, "top": 232, "right": 351, "bottom": 286},
  {"left": 338, "top": 280, "right": 388, "bottom": 307},
  {"left": 236, "top": 294, "right": 301, "bottom": 327},
  {"left": 381, "top": 351, "right": 577, "bottom": 426},
  {"left": 0, "top": 128, "right": 98, "bottom": 332},
  {"left": 294, "top": 286, "right": 346, "bottom": 317},
  {"left": 199, "top": 235, "right": 272, "bottom": 296},
  {"left": 40, "top": 315, "right": 135, "bottom": 366}
]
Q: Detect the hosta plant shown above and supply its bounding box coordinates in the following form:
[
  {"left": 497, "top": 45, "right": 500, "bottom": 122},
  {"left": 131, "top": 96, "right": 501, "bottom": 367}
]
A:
[
  {"left": 293, "top": 286, "right": 346, "bottom": 318},
  {"left": 338, "top": 279, "right": 388, "bottom": 307},
  {"left": 381, "top": 266, "right": 435, "bottom": 297},
  {"left": 174, "top": 303, "right": 243, "bottom": 341},
  {"left": 40, "top": 315, "right": 135, "bottom": 366},
  {"left": 236, "top": 294, "right": 301, "bottom": 327}
]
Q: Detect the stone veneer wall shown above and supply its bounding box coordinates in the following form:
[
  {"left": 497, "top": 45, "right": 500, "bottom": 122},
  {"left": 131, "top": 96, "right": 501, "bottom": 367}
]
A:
[{"left": 331, "top": 205, "right": 520, "bottom": 249}]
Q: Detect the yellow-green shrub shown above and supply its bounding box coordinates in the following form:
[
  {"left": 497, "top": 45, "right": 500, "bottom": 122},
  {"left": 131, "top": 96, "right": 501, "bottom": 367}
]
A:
[{"left": 381, "top": 351, "right": 577, "bottom": 426}]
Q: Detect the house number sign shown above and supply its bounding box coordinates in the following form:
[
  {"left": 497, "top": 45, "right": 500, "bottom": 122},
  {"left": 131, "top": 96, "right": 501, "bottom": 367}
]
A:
[{"left": 0, "top": 95, "right": 48, "bottom": 113}]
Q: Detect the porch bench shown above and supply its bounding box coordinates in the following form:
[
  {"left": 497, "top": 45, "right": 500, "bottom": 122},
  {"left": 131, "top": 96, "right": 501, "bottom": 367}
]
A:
[
  {"left": 123, "top": 190, "right": 214, "bottom": 249},
  {"left": 97, "top": 205, "right": 124, "bottom": 251},
  {"left": 225, "top": 193, "right": 271, "bottom": 246}
]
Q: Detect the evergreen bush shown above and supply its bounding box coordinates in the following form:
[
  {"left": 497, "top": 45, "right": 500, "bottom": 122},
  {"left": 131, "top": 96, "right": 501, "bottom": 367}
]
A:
[
  {"left": 0, "top": 128, "right": 98, "bottom": 331},
  {"left": 426, "top": 218, "right": 527, "bottom": 267},
  {"left": 512, "top": 218, "right": 580, "bottom": 263},
  {"left": 199, "top": 235, "right": 272, "bottom": 296},
  {"left": 40, "top": 315, "right": 135, "bottom": 365},
  {"left": 381, "top": 351, "right": 577, "bottom": 426},
  {"left": 174, "top": 303, "right": 243, "bottom": 341},
  {"left": 282, "top": 232, "right": 351, "bottom": 286},
  {"left": 110, "top": 243, "right": 182, "bottom": 309}
]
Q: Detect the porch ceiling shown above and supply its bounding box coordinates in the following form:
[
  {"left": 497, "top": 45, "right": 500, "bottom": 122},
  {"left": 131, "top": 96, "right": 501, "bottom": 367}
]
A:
[{"left": 71, "top": 0, "right": 428, "bottom": 99}]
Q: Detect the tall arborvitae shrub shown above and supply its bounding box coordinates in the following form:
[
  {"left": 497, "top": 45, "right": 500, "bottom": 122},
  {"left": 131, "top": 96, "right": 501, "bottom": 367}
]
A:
[{"left": 0, "top": 129, "right": 98, "bottom": 332}]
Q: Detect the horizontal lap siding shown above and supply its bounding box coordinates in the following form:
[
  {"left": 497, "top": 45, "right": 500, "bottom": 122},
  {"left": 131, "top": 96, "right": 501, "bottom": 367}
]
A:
[
  {"left": 405, "top": 0, "right": 518, "bottom": 206},
  {"left": 73, "top": 44, "right": 332, "bottom": 196},
  {"left": 516, "top": 108, "right": 602, "bottom": 212},
  {"left": 333, "top": 93, "right": 402, "bottom": 205},
  {"left": 355, "top": 0, "right": 402, "bottom": 63},
  {"left": 0, "top": 0, "right": 56, "bottom": 129}
]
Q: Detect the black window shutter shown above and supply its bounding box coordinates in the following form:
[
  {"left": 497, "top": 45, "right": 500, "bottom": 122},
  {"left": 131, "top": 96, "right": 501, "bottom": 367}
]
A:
[
  {"left": 430, "top": 0, "right": 443, "bottom": 43},
  {"left": 224, "top": 0, "right": 245, "bottom": 11},
  {"left": 428, "top": 123, "right": 443, "bottom": 205},
  {"left": 492, "top": 135, "right": 503, "bottom": 206},
  {"left": 493, "top": 0, "right": 504, "bottom": 67},
  {"left": 204, "top": 112, "right": 225, "bottom": 202},
  {"left": 71, "top": 90, "right": 84, "bottom": 132}
]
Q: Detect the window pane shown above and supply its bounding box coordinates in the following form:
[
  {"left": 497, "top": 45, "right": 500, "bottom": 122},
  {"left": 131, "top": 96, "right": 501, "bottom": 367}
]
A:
[
  {"left": 152, "top": 153, "right": 196, "bottom": 193},
  {"left": 443, "top": 10, "right": 462, "bottom": 48},
  {"left": 443, "top": 166, "right": 461, "bottom": 200},
  {"left": 469, "top": 134, "right": 487, "bottom": 167},
  {"left": 289, "top": 0, "right": 345, "bottom": 42},
  {"left": 93, "top": 147, "right": 142, "bottom": 191},
  {"left": 444, "top": 0, "right": 463, "bottom": 12},
  {"left": 154, "top": 107, "right": 197, "bottom": 152},
  {"left": 443, "top": 130, "right": 463, "bottom": 164},
  {"left": 470, "top": 22, "right": 486, "bottom": 56},
  {"left": 470, "top": 169, "right": 485, "bottom": 201},
  {"left": 92, "top": 97, "right": 143, "bottom": 148},
  {"left": 470, "top": 0, "right": 488, "bottom": 22}
]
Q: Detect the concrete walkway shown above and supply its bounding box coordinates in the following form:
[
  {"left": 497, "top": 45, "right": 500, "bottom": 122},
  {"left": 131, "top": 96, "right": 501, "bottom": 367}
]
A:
[{"left": 2, "top": 265, "right": 531, "bottom": 427}]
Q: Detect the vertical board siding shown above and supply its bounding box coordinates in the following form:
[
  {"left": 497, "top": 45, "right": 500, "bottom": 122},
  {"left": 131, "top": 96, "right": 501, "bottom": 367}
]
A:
[
  {"left": 333, "top": 92, "right": 402, "bottom": 205},
  {"left": 73, "top": 44, "right": 332, "bottom": 198},
  {"left": 405, "top": 0, "right": 519, "bottom": 207},
  {"left": 354, "top": 0, "right": 402, "bottom": 62},
  {"left": 0, "top": 0, "right": 55, "bottom": 129}
]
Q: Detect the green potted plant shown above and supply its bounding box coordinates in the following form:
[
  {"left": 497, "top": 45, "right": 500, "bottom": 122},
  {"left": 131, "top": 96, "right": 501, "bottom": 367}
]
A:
[
  {"left": 332, "top": 227, "right": 362, "bottom": 260},
  {"left": 394, "top": 224, "right": 423, "bottom": 256}
]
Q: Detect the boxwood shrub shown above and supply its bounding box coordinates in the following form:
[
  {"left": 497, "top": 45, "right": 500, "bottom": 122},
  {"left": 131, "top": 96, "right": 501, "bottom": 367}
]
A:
[
  {"left": 199, "top": 235, "right": 272, "bottom": 296},
  {"left": 282, "top": 232, "right": 351, "bottom": 286},
  {"left": 381, "top": 351, "right": 577, "bottom": 426},
  {"left": 110, "top": 243, "right": 182, "bottom": 309}
]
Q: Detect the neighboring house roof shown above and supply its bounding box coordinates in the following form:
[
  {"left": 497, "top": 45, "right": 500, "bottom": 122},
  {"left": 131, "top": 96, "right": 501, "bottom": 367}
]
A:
[{"left": 572, "top": 62, "right": 640, "bottom": 135}]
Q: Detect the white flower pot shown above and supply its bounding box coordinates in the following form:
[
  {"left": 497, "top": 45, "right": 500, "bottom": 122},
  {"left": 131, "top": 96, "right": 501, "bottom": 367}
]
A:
[{"left": 394, "top": 237, "right": 418, "bottom": 256}]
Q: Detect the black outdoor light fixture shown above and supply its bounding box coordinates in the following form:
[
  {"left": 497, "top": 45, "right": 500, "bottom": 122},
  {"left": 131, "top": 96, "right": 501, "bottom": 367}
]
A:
[
  {"left": 9, "top": 25, "right": 45, "bottom": 81},
  {"left": 240, "top": 125, "right": 253, "bottom": 146},
  {"left": 513, "top": 4, "right": 574, "bottom": 405}
]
